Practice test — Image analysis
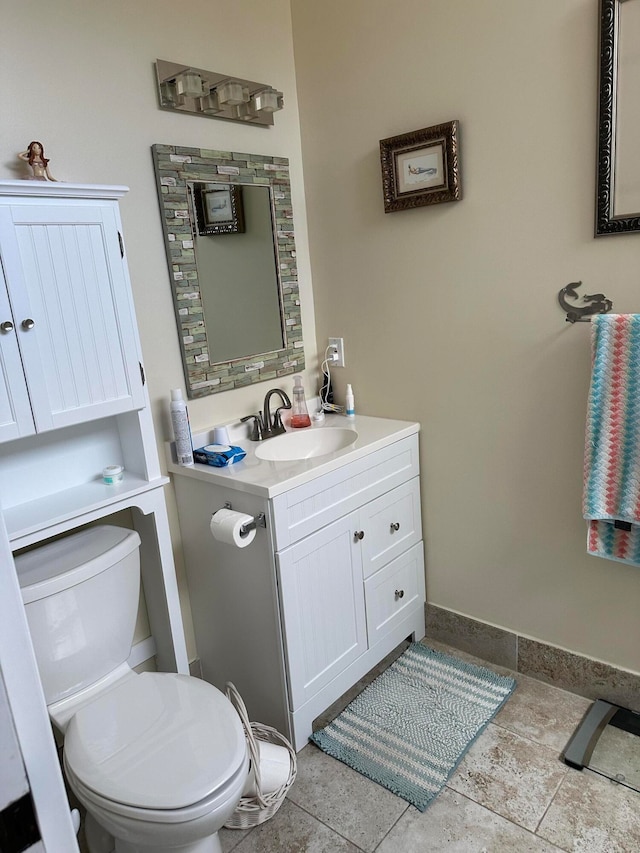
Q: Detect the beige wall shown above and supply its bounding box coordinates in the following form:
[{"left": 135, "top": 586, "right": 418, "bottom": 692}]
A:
[
  {"left": 3, "top": 0, "right": 639, "bottom": 678},
  {"left": 291, "top": 0, "right": 640, "bottom": 674},
  {"left": 0, "top": 0, "right": 317, "bottom": 659}
]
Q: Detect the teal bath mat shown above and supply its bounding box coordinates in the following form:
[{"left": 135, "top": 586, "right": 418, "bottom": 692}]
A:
[{"left": 310, "top": 643, "right": 516, "bottom": 811}]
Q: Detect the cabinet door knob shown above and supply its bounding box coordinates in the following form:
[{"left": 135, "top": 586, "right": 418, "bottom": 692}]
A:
[
  {"left": 354, "top": 530, "right": 365, "bottom": 541},
  {"left": 0, "top": 321, "right": 14, "bottom": 333},
  {"left": 21, "top": 318, "right": 35, "bottom": 330},
  {"left": 390, "top": 522, "right": 400, "bottom": 532},
  {"left": 395, "top": 589, "right": 405, "bottom": 599}
]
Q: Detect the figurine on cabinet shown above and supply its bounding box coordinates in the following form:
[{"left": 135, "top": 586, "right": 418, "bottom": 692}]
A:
[{"left": 18, "top": 141, "right": 57, "bottom": 181}]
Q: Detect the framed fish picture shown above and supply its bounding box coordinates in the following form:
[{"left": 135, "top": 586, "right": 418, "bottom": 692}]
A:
[
  {"left": 380, "top": 120, "right": 462, "bottom": 213},
  {"left": 193, "top": 183, "right": 245, "bottom": 235}
]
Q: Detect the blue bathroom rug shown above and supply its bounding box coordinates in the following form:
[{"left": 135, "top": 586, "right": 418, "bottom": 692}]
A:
[{"left": 310, "top": 642, "right": 516, "bottom": 811}]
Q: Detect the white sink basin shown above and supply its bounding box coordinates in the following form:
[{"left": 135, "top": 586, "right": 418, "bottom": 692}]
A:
[{"left": 255, "top": 427, "right": 358, "bottom": 461}]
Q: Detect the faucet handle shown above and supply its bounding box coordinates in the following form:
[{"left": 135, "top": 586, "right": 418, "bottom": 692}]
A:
[
  {"left": 271, "top": 405, "right": 290, "bottom": 435},
  {"left": 241, "top": 414, "right": 263, "bottom": 441}
]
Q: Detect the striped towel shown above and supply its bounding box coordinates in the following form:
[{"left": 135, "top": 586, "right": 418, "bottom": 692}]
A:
[{"left": 583, "top": 314, "right": 640, "bottom": 566}]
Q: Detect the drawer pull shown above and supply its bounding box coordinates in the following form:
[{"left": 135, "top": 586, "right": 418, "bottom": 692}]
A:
[
  {"left": 390, "top": 522, "right": 400, "bottom": 532},
  {"left": 395, "top": 589, "right": 405, "bottom": 600},
  {"left": 0, "top": 321, "right": 13, "bottom": 333},
  {"left": 354, "top": 530, "right": 365, "bottom": 541},
  {"left": 21, "top": 318, "right": 35, "bottom": 331}
]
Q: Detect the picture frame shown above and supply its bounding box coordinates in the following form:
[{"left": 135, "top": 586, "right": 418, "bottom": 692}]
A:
[
  {"left": 379, "top": 120, "right": 461, "bottom": 213},
  {"left": 193, "top": 183, "right": 245, "bottom": 235}
]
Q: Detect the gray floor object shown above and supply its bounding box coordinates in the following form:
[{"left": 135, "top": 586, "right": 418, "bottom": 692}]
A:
[{"left": 563, "top": 699, "right": 640, "bottom": 792}]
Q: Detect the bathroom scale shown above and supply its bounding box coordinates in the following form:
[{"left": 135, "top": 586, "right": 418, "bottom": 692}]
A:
[{"left": 563, "top": 699, "right": 640, "bottom": 792}]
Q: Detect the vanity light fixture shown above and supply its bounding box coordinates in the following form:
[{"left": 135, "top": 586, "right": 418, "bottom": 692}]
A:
[{"left": 155, "top": 59, "right": 284, "bottom": 127}]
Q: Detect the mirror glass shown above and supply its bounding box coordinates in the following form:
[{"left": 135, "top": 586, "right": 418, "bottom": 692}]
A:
[
  {"left": 596, "top": 0, "right": 640, "bottom": 235},
  {"left": 193, "top": 182, "right": 284, "bottom": 363},
  {"left": 152, "top": 145, "right": 304, "bottom": 396}
]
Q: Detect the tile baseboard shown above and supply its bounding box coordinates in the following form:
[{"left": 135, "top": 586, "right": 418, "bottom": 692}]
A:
[
  {"left": 425, "top": 603, "right": 517, "bottom": 670},
  {"left": 425, "top": 603, "right": 640, "bottom": 711}
]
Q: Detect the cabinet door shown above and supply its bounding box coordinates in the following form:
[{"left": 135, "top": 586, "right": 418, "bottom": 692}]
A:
[
  {"left": 0, "top": 203, "right": 145, "bottom": 433},
  {"left": 0, "top": 262, "right": 35, "bottom": 441},
  {"left": 277, "top": 514, "right": 367, "bottom": 709}
]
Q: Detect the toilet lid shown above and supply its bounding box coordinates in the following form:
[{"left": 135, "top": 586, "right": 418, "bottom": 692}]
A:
[{"left": 64, "top": 673, "right": 247, "bottom": 810}]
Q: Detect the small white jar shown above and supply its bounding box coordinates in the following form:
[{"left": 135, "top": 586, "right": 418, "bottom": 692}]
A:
[{"left": 102, "top": 464, "right": 124, "bottom": 485}]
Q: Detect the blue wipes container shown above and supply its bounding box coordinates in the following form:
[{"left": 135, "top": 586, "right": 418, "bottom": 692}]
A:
[{"left": 193, "top": 444, "right": 246, "bottom": 467}]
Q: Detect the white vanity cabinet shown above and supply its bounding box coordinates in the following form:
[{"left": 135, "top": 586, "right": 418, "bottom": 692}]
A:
[
  {"left": 169, "top": 422, "right": 425, "bottom": 751},
  {"left": 273, "top": 436, "right": 424, "bottom": 745},
  {"left": 0, "top": 184, "right": 145, "bottom": 442}
]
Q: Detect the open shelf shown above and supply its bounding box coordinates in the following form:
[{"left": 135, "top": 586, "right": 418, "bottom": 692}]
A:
[{"left": 6, "top": 473, "right": 169, "bottom": 548}]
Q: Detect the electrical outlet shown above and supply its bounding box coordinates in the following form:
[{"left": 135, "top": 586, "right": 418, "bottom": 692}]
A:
[{"left": 328, "top": 337, "right": 345, "bottom": 367}]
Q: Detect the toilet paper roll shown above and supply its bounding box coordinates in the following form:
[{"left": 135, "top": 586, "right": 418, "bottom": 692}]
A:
[
  {"left": 210, "top": 508, "right": 256, "bottom": 548},
  {"left": 242, "top": 741, "right": 291, "bottom": 796}
]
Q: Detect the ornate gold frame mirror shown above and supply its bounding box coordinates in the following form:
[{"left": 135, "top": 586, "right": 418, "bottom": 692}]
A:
[{"left": 152, "top": 145, "right": 304, "bottom": 397}]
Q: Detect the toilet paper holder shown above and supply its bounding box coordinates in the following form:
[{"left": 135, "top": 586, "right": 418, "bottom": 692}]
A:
[{"left": 221, "top": 502, "right": 266, "bottom": 536}]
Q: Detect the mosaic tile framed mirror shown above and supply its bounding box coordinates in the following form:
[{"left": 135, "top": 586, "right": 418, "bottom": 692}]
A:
[{"left": 152, "top": 145, "right": 304, "bottom": 397}]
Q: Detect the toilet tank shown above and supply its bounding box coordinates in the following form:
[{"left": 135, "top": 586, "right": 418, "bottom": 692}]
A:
[{"left": 14, "top": 525, "right": 141, "bottom": 706}]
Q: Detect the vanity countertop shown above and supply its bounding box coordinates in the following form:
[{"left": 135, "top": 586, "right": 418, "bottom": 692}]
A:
[{"left": 166, "top": 413, "right": 419, "bottom": 498}]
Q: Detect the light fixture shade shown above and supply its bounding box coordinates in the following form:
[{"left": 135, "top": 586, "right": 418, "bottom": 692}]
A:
[
  {"left": 176, "top": 72, "right": 204, "bottom": 99},
  {"left": 199, "top": 91, "right": 223, "bottom": 114},
  {"left": 251, "top": 88, "right": 284, "bottom": 114},
  {"left": 233, "top": 102, "right": 259, "bottom": 121},
  {"left": 216, "top": 81, "right": 249, "bottom": 106},
  {"left": 160, "top": 81, "right": 178, "bottom": 105}
]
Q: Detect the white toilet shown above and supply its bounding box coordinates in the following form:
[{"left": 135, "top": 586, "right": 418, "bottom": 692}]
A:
[{"left": 15, "top": 525, "right": 249, "bottom": 853}]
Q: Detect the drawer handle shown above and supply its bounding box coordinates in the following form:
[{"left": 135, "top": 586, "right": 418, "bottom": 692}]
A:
[
  {"left": 21, "top": 318, "right": 35, "bottom": 331},
  {"left": 0, "top": 321, "right": 14, "bottom": 333},
  {"left": 390, "top": 522, "right": 400, "bottom": 533},
  {"left": 354, "top": 530, "right": 365, "bottom": 541},
  {"left": 395, "top": 589, "right": 405, "bottom": 600}
]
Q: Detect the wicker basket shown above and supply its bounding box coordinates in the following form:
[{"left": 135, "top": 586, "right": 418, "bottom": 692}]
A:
[{"left": 224, "top": 682, "right": 297, "bottom": 829}]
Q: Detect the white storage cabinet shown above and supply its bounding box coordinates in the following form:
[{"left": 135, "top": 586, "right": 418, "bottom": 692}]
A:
[
  {"left": 0, "top": 181, "right": 187, "bottom": 672},
  {"left": 0, "top": 188, "right": 145, "bottom": 442},
  {"left": 0, "top": 181, "right": 191, "bottom": 851}
]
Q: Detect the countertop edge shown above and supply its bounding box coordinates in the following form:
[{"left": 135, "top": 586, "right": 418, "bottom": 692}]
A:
[{"left": 166, "top": 416, "right": 419, "bottom": 499}]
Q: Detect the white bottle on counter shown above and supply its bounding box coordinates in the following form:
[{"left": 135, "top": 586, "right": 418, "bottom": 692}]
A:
[
  {"left": 345, "top": 384, "right": 355, "bottom": 417},
  {"left": 170, "top": 389, "right": 194, "bottom": 466}
]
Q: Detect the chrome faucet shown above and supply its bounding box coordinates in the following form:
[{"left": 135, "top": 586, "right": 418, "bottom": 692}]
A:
[
  {"left": 262, "top": 388, "right": 291, "bottom": 437},
  {"left": 241, "top": 388, "right": 292, "bottom": 440}
]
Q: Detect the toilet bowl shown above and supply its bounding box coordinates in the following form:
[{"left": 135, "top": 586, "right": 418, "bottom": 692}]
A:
[{"left": 15, "top": 525, "right": 248, "bottom": 853}]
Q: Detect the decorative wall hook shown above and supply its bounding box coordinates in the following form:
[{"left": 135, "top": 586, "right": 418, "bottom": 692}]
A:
[{"left": 558, "top": 282, "right": 613, "bottom": 323}]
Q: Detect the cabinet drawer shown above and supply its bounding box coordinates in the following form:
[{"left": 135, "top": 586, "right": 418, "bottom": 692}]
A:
[
  {"left": 360, "top": 477, "right": 421, "bottom": 579},
  {"left": 364, "top": 543, "right": 425, "bottom": 646},
  {"left": 272, "top": 434, "right": 419, "bottom": 550}
]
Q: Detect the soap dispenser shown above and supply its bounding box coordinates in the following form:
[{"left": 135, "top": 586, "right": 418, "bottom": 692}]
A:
[{"left": 290, "top": 375, "right": 311, "bottom": 428}]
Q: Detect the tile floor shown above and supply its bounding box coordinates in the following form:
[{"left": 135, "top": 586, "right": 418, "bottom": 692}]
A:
[{"left": 217, "top": 639, "right": 640, "bottom": 853}]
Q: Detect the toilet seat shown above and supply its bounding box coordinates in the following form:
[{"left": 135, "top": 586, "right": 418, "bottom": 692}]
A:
[
  {"left": 64, "top": 755, "right": 248, "bottom": 825},
  {"left": 64, "top": 672, "right": 246, "bottom": 810}
]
